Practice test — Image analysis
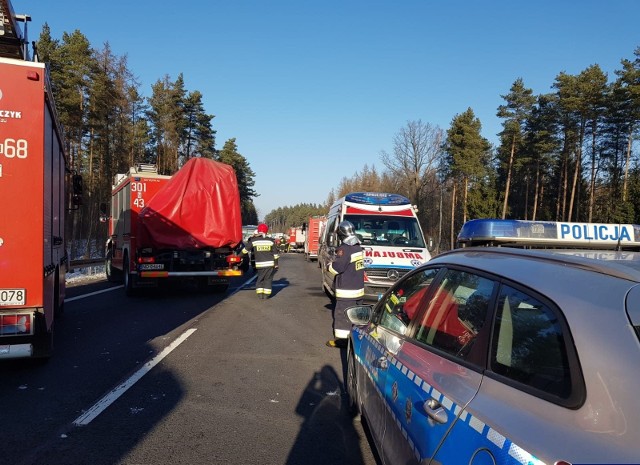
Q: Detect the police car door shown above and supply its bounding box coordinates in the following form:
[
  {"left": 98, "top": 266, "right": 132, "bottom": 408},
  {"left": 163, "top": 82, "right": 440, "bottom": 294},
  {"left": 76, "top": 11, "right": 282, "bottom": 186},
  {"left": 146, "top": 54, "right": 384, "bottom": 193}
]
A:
[
  {"left": 381, "top": 268, "right": 495, "bottom": 464},
  {"left": 353, "top": 271, "right": 429, "bottom": 451},
  {"left": 363, "top": 267, "right": 441, "bottom": 464},
  {"left": 432, "top": 282, "right": 571, "bottom": 465}
]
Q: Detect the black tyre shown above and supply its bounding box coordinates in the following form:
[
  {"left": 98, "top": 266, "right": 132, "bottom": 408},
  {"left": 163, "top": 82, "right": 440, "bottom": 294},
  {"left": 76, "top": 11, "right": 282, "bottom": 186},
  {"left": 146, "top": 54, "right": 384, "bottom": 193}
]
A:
[
  {"left": 105, "top": 250, "right": 121, "bottom": 283},
  {"left": 33, "top": 314, "right": 53, "bottom": 359},
  {"left": 346, "top": 339, "right": 361, "bottom": 420},
  {"left": 123, "top": 254, "right": 136, "bottom": 296},
  {"left": 54, "top": 268, "right": 64, "bottom": 318},
  {"left": 34, "top": 330, "right": 54, "bottom": 359}
]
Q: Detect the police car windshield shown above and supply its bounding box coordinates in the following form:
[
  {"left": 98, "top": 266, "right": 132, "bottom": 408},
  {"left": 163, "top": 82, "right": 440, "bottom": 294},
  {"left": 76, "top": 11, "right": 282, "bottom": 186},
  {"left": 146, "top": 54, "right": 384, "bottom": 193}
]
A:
[{"left": 345, "top": 215, "right": 426, "bottom": 248}]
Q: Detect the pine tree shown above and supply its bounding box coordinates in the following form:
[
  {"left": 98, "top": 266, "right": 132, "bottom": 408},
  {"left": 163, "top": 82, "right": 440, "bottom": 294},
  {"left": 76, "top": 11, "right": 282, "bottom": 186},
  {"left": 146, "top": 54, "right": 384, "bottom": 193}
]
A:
[
  {"left": 496, "top": 78, "right": 535, "bottom": 219},
  {"left": 444, "top": 108, "right": 494, "bottom": 242},
  {"left": 216, "top": 139, "right": 258, "bottom": 222}
]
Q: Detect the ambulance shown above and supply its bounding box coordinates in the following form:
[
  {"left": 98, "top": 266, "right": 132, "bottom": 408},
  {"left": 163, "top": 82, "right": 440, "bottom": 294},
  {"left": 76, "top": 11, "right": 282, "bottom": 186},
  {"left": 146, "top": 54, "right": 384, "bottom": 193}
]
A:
[{"left": 319, "top": 192, "right": 431, "bottom": 300}]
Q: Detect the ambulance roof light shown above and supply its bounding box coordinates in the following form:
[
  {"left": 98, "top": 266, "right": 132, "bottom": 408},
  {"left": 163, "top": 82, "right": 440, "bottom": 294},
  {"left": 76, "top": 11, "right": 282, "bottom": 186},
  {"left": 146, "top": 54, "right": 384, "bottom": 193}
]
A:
[
  {"left": 344, "top": 192, "right": 411, "bottom": 206},
  {"left": 458, "top": 219, "right": 640, "bottom": 250}
]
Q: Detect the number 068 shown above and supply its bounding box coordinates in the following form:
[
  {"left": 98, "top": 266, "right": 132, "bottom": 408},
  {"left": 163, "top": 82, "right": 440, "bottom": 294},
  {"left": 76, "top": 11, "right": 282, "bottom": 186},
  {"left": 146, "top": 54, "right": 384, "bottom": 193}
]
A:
[{"left": 1, "top": 139, "right": 28, "bottom": 159}]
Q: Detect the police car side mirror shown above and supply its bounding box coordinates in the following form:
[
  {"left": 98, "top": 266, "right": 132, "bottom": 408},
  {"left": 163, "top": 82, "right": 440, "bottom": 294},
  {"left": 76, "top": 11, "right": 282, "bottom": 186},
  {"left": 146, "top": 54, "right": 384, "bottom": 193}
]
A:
[{"left": 346, "top": 305, "right": 374, "bottom": 325}]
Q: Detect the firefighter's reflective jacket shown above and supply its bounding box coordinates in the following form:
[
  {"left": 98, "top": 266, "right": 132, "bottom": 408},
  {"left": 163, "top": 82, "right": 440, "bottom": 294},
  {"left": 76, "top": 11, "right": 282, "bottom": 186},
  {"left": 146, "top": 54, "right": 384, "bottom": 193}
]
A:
[
  {"left": 328, "top": 243, "right": 364, "bottom": 299},
  {"left": 242, "top": 235, "right": 279, "bottom": 269}
]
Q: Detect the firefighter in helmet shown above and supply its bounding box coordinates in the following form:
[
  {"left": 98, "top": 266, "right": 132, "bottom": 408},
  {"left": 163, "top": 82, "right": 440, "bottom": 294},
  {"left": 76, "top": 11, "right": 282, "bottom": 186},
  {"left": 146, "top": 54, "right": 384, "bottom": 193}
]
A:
[
  {"left": 326, "top": 220, "right": 364, "bottom": 348},
  {"left": 242, "top": 223, "right": 279, "bottom": 299}
]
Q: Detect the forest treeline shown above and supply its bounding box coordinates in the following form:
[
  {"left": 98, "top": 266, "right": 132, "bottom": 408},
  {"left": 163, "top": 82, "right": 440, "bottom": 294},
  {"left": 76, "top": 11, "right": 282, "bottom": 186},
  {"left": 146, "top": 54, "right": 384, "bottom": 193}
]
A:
[{"left": 35, "top": 24, "right": 640, "bottom": 257}]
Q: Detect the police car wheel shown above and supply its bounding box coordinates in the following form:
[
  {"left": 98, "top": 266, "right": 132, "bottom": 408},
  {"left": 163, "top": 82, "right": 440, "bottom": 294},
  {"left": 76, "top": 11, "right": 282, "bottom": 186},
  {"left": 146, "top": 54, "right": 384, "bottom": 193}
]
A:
[{"left": 346, "top": 340, "right": 361, "bottom": 420}]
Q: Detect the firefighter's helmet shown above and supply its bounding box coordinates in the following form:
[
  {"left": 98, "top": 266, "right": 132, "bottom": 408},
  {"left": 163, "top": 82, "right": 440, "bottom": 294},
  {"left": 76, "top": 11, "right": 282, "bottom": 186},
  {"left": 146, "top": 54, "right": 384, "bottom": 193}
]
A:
[
  {"left": 337, "top": 221, "right": 359, "bottom": 245},
  {"left": 258, "top": 223, "right": 269, "bottom": 234}
]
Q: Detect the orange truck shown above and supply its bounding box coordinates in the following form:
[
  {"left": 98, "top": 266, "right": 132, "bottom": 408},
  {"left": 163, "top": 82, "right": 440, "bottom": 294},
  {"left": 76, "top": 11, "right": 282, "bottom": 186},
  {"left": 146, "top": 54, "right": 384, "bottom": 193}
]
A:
[
  {"left": 304, "top": 216, "right": 326, "bottom": 261},
  {"left": 0, "top": 0, "right": 81, "bottom": 359},
  {"left": 101, "top": 158, "right": 244, "bottom": 295}
]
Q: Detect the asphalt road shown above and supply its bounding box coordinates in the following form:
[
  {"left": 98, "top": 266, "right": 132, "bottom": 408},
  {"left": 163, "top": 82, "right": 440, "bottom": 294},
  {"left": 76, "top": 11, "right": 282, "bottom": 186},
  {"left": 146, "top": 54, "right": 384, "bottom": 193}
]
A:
[{"left": 0, "top": 253, "right": 378, "bottom": 465}]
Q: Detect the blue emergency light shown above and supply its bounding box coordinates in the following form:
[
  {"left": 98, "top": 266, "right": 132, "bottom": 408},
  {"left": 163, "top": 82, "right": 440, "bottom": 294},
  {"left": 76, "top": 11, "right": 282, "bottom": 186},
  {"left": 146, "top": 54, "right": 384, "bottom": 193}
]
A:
[
  {"left": 345, "top": 192, "right": 411, "bottom": 206},
  {"left": 458, "top": 219, "right": 640, "bottom": 249}
]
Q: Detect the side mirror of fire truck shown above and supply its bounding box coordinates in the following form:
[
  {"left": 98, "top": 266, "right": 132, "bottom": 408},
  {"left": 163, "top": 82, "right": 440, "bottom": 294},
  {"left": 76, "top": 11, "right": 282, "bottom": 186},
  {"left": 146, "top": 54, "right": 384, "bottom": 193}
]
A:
[
  {"left": 99, "top": 202, "right": 110, "bottom": 223},
  {"left": 427, "top": 236, "right": 435, "bottom": 252},
  {"left": 71, "top": 174, "right": 83, "bottom": 206}
]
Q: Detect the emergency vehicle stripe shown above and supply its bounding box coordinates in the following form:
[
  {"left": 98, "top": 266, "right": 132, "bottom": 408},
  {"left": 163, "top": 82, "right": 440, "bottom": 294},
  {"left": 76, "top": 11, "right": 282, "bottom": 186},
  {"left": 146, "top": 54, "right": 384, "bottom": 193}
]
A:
[
  {"left": 488, "top": 428, "right": 506, "bottom": 448},
  {"left": 329, "top": 251, "right": 364, "bottom": 276},
  {"left": 353, "top": 326, "right": 545, "bottom": 465},
  {"left": 335, "top": 288, "right": 365, "bottom": 299},
  {"left": 255, "top": 260, "right": 275, "bottom": 268}
]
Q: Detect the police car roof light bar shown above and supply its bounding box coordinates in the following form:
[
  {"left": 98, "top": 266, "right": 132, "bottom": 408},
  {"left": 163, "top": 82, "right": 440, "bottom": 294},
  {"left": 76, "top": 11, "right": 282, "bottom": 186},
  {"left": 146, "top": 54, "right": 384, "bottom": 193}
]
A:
[{"left": 457, "top": 219, "right": 640, "bottom": 251}]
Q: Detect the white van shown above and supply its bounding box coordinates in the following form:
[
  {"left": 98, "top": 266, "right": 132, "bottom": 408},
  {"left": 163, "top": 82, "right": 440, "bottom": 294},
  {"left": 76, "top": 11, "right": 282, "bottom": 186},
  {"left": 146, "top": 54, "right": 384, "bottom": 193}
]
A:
[{"left": 319, "top": 192, "right": 431, "bottom": 300}]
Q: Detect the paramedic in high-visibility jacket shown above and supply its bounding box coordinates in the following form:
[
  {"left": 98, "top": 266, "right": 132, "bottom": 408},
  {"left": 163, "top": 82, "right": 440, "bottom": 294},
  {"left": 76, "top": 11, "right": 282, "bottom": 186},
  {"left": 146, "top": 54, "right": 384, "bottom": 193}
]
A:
[
  {"left": 326, "top": 221, "right": 365, "bottom": 348},
  {"left": 242, "top": 223, "right": 279, "bottom": 299}
]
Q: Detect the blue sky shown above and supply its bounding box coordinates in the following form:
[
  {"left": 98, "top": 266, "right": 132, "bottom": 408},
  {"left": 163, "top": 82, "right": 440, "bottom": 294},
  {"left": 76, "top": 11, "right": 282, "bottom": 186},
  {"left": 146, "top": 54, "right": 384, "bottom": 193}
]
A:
[{"left": 17, "top": 0, "right": 640, "bottom": 219}]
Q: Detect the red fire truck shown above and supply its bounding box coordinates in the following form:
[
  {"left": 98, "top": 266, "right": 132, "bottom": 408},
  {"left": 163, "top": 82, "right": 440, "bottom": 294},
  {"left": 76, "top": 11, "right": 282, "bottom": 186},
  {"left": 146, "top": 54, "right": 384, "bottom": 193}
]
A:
[
  {"left": 0, "top": 0, "right": 81, "bottom": 359},
  {"left": 102, "top": 159, "right": 244, "bottom": 295},
  {"left": 304, "top": 216, "right": 326, "bottom": 262}
]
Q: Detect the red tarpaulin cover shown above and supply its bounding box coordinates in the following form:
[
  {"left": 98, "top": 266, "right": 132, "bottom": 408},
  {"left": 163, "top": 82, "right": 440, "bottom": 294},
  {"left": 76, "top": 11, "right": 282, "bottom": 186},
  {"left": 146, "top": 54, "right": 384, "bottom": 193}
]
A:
[{"left": 138, "top": 158, "right": 242, "bottom": 249}]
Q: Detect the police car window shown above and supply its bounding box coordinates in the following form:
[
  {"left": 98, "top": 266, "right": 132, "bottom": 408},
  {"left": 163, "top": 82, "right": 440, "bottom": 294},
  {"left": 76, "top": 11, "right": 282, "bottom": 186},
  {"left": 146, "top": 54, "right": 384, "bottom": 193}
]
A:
[
  {"left": 414, "top": 270, "right": 493, "bottom": 361},
  {"left": 377, "top": 268, "right": 441, "bottom": 335},
  {"left": 490, "top": 285, "right": 571, "bottom": 399}
]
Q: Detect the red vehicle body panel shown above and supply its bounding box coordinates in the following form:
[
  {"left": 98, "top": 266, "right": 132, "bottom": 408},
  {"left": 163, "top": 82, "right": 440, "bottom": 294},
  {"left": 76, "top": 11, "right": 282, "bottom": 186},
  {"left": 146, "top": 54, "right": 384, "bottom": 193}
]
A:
[
  {"left": 139, "top": 158, "right": 242, "bottom": 250},
  {"left": 108, "top": 170, "right": 170, "bottom": 271},
  {"left": 304, "top": 216, "right": 325, "bottom": 260},
  {"left": 0, "top": 58, "right": 68, "bottom": 358}
]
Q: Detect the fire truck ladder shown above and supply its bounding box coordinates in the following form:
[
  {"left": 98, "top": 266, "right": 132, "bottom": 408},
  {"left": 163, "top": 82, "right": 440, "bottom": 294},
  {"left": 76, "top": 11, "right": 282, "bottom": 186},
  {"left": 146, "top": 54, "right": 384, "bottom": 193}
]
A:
[{"left": 0, "top": 0, "right": 30, "bottom": 60}]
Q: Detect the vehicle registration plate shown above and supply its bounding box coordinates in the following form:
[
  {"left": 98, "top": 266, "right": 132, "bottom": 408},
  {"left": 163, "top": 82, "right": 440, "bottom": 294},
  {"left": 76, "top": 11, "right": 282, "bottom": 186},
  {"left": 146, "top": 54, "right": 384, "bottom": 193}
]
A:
[
  {"left": 0, "top": 289, "right": 26, "bottom": 306},
  {"left": 139, "top": 264, "right": 164, "bottom": 270}
]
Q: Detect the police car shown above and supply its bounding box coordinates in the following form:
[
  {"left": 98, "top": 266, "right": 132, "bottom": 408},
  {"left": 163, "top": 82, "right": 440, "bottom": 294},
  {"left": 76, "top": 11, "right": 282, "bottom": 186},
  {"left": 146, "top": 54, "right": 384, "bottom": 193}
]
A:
[{"left": 345, "top": 219, "right": 640, "bottom": 465}]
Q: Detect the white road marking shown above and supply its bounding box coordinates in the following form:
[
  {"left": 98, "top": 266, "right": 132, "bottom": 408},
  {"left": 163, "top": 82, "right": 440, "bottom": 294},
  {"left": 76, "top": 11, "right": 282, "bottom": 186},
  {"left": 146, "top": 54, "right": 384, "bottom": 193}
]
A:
[
  {"left": 73, "top": 328, "right": 197, "bottom": 427},
  {"left": 65, "top": 273, "right": 258, "bottom": 303},
  {"left": 64, "top": 285, "right": 123, "bottom": 302}
]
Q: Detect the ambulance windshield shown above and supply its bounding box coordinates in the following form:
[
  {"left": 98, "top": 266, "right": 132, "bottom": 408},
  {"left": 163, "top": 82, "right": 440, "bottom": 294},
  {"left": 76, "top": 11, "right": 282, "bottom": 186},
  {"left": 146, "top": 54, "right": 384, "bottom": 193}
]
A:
[{"left": 345, "top": 215, "right": 426, "bottom": 248}]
